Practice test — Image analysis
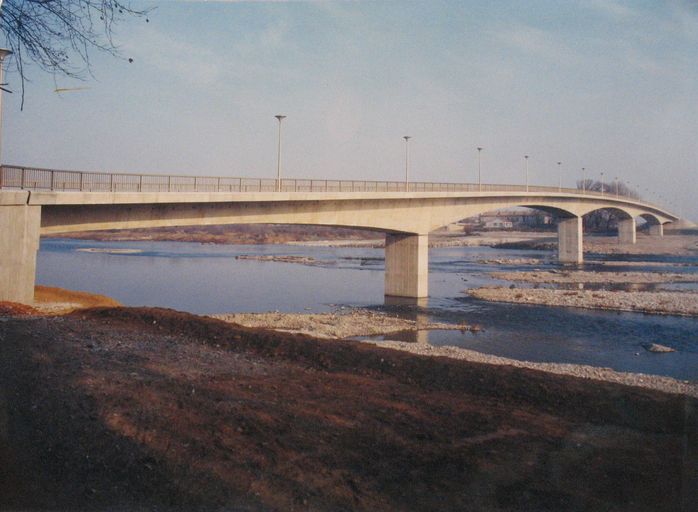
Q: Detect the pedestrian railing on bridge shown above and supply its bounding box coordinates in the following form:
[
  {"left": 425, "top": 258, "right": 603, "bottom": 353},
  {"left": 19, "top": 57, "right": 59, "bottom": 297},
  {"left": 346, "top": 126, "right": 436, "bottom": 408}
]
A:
[{"left": 0, "top": 164, "right": 639, "bottom": 200}]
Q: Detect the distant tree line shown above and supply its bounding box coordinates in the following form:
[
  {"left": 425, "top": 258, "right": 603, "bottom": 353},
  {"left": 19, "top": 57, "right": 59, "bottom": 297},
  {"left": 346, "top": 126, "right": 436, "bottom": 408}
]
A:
[
  {"left": 575, "top": 179, "right": 640, "bottom": 233},
  {"left": 577, "top": 178, "right": 640, "bottom": 232}
]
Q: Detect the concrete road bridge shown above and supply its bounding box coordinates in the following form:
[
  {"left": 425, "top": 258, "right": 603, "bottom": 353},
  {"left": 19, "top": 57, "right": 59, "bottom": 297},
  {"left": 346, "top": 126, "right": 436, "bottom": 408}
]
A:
[{"left": 0, "top": 164, "right": 678, "bottom": 304}]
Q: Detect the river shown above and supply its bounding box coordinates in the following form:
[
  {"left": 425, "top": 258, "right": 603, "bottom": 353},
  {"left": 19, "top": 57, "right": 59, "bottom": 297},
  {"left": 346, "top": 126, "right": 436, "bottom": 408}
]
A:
[{"left": 37, "top": 238, "right": 698, "bottom": 381}]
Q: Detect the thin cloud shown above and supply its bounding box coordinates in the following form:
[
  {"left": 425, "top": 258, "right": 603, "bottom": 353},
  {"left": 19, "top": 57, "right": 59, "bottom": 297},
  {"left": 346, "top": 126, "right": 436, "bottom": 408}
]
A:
[
  {"left": 585, "top": 0, "right": 640, "bottom": 19},
  {"left": 487, "top": 24, "right": 577, "bottom": 64}
]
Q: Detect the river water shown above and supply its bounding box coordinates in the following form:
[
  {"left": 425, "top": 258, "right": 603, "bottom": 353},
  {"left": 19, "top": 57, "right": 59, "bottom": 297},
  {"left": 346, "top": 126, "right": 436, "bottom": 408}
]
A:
[{"left": 37, "top": 238, "right": 698, "bottom": 381}]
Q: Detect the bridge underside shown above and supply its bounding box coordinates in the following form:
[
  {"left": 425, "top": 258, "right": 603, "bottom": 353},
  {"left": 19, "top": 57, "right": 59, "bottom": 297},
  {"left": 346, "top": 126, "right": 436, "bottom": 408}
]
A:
[{"left": 0, "top": 192, "right": 675, "bottom": 303}]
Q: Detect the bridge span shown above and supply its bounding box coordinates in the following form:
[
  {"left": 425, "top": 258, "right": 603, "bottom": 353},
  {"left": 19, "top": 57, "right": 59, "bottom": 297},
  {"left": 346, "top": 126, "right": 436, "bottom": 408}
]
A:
[{"left": 0, "top": 165, "right": 678, "bottom": 304}]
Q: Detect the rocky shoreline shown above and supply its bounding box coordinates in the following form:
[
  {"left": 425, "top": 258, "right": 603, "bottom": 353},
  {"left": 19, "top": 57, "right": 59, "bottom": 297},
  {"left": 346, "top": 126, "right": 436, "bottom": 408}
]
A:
[
  {"left": 210, "top": 309, "right": 696, "bottom": 398},
  {"left": 364, "top": 339, "right": 698, "bottom": 398}
]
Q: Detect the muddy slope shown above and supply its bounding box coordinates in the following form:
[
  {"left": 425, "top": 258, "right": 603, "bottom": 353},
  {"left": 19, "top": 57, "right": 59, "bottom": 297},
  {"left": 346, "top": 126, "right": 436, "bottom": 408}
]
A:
[{"left": 1, "top": 307, "right": 696, "bottom": 511}]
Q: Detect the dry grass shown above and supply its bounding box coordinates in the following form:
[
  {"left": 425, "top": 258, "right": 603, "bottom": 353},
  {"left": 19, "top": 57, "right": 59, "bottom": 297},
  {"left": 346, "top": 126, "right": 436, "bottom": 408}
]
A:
[{"left": 33, "top": 285, "right": 121, "bottom": 314}]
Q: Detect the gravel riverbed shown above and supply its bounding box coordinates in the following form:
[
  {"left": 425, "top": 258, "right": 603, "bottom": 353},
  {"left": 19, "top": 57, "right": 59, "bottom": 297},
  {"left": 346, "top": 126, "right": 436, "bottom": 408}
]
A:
[
  {"left": 212, "top": 310, "right": 475, "bottom": 339},
  {"left": 491, "top": 270, "right": 698, "bottom": 284},
  {"left": 470, "top": 287, "right": 698, "bottom": 317}
]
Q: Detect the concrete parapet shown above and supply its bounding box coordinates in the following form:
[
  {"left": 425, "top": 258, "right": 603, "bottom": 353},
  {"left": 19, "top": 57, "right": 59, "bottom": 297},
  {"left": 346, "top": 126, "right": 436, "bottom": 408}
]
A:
[
  {"left": 557, "top": 216, "right": 583, "bottom": 264},
  {"left": 384, "top": 233, "right": 428, "bottom": 298},
  {"left": 0, "top": 205, "right": 41, "bottom": 303}
]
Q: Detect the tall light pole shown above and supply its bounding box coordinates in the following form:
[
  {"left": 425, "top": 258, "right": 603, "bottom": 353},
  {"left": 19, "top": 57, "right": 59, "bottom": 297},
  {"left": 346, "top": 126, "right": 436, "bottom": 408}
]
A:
[
  {"left": 403, "top": 136, "right": 411, "bottom": 191},
  {"left": 600, "top": 171, "right": 604, "bottom": 197},
  {"left": 274, "top": 115, "right": 286, "bottom": 192},
  {"left": 477, "top": 147, "right": 483, "bottom": 192},
  {"left": 581, "top": 167, "right": 586, "bottom": 194},
  {"left": 557, "top": 161, "right": 562, "bottom": 192},
  {"left": 615, "top": 176, "right": 619, "bottom": 198},
  {"left": 524, "top": 155, "right": 529, "bottom": 192},
  {"left": 0, "top": 48, "right": 12, "bottom": 168}
]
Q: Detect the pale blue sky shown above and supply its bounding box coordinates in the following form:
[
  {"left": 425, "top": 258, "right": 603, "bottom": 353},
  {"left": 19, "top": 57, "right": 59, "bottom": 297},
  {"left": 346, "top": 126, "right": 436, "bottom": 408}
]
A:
[{"left": 3, "top": 0, "right": 697, "bottom": 219}]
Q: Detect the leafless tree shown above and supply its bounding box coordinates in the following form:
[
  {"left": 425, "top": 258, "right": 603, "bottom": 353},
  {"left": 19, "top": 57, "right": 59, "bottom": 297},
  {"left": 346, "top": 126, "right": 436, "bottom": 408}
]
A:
[
  {"left": 0, "top": 0, "right": 149, "bottom": 107},
  {"left": 576, "top": 179, "right": 640, "bottom": 232}
]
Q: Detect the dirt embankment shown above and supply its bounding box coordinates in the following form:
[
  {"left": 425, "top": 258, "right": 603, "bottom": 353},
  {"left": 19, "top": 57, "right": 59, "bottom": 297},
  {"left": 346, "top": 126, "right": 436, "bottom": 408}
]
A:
[{"left": 1, "top": 306, "right": 696, "bottom": 511}]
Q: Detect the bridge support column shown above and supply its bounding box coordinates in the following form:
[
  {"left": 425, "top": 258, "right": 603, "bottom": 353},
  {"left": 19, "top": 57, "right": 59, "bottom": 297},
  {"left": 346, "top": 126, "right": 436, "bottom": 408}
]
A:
[
  {"left": 385, "top": 233, "right": 428, "bottom": 298},
  {"left": 618, "top": 218, "right": 636, "bottom": 244},
  {"left": 557, "top": 216, "right": 583, "bottom": 264},
  {"left": 0, "top": 205, "right": 41, "bottom": 304},
  {"left": 648, "top": 223, "right": 663, "bottom": 237}
]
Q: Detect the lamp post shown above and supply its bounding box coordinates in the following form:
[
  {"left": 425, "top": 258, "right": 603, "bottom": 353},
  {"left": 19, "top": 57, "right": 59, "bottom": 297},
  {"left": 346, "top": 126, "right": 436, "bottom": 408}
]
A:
[
  {"left": 0, "top": 48, "right": 12, "bottom": 168},
  {"left": 615, "top": 176, "right": 619, "bottom": 198},
  {"left": 581, "top": 167, "right": 586, "bottom": 194},
  {"left": 524, "top": 155, "right": 529, "bottom": 192},
  {"left": 600, "top": 171, "right": 604, "bottom": 197},
  {"left": 403, "top": 136, "right": 411, "bottom": 191},
  {"left": 557, "top": 161, "right": 562, "bottom": 192},
  {"left": 477, "top": 147, "right": 483, "bottom": 192},
  {"left": 274, "top": 115, "right": 286, "bottom": 192}
]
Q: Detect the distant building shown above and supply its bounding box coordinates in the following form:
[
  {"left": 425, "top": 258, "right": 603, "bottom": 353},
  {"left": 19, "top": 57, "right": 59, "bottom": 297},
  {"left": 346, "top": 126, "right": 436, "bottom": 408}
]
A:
[
  {"left": 473, "top": 208, "right": 553, "bottom": 230},
  {"left": 482, "top": 218, "right": 513, "bottom": 229}
]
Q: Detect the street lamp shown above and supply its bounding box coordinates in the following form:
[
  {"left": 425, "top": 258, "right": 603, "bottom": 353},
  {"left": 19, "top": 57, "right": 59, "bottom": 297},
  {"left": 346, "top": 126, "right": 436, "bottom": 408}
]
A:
[
  {"left": 600, "top": 171, "right": 604, "bottom": 197},
  {"left": 0, "top": 48, "right": 12, "bottom": 168},
  {"left": 477, "top": 147, "right": 483, "bottom": 192},
  {"left": 581, "top": 167, "right": 586, "bottom": 194},
  {"left": 557, "top": 161, "right": 562, "bottom": 192},
  {"left": 403, "top": 136, "right": 411, "bottom": 191},
  {"left": 274, "top": 115, "right": 286, "bottom": 192},
  {"left": 524, "top": 155, "right": 529, "bottom": 192},
  {"left": 615, "top": 176, "right": 619, "bottom": 198}
]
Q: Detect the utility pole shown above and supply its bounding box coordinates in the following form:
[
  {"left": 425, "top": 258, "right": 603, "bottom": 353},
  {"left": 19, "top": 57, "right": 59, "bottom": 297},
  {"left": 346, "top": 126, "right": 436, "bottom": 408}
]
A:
[
  {"left": 524, "top": 155, "right": 529, "bottom": 192},
  {"left": 477, "top": 147, "right": 483, "bottom": 192},
  {"left": 0, "top": 47, "right": 12, "bottom": 167},
  {"left": 275, "top": 115, "right": 286, "bottom": 192},
  {"left": 403, "top": 136, "right": 411, "bottom": 191}
]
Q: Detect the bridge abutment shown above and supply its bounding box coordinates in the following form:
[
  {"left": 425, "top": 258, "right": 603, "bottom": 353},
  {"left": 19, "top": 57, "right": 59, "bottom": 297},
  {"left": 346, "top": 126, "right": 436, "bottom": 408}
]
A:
[
  {"left": 648, "top": 223, "right": 663, "bottom": 237},
  {"left": 618, "top": 218, "right": 636, "bottom": 244},
  {"left": 557, "top": 216, "right": 583, "bottom": 264},
  {"left": 384, "top": 233, "right": 428, "bottom": 298},
  {"left": 1, "top": 205, "right": 41, "bottom": 304}
]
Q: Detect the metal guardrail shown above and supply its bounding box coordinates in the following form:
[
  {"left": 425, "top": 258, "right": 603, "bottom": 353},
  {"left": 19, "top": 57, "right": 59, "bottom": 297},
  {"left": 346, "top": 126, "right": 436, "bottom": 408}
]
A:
[{"left": 0, "top": 164, "right": 640, "bottom": 201}]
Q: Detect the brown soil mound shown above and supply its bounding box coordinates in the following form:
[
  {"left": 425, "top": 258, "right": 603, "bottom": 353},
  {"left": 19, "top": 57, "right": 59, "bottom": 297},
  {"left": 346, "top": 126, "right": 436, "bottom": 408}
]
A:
[
  {"left": 0, "top": 301, "right": 39, "bottom": 316},
  {"left": 34, "top": 285, "right": 122, "bottom": 308},
  {"left": 1, "top": 306, "right": 696, "bottom": 511}
]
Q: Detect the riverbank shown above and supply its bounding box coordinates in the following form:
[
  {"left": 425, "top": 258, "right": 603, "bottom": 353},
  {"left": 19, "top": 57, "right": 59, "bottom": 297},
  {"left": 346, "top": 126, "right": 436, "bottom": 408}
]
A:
[
  {"left": 212, "top": 309, "right": 696, "bottom": 397},
  {"left": 46, "top": 226, "right": 555, "bottom": 249},
  {"left": 469, "top": 287, "right": 698, "bottom": 317},
  {"left": 364, "top": 339, "right": 698, "bottom": 398},
  {"left": 1, "top": 306, "right": 694, "bottom": 510}
]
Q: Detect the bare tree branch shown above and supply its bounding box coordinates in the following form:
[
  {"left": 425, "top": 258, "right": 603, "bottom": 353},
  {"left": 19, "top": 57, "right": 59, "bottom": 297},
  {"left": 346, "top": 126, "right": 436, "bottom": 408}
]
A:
[{"left": 0, "top": 0, "right": 150, "bottom": 108}]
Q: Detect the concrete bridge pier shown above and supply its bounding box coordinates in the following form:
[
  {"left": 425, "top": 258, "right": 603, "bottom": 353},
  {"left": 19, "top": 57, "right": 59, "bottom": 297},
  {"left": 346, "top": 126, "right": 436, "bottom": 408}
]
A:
[
  {"left": 618, "top": 218, "right": 637, "bottom": 244},
  {"left": 648, "top": 223, "right": 664, "bottom": 237},
  {"left": 384, "top": 233, "right": 428, "bottom": 298},
  {"left": 557, "top": 216, "right": 583, "bottom": 264},
  {"left": 0, "top": 205, "right": 41, "bottom": 303}
]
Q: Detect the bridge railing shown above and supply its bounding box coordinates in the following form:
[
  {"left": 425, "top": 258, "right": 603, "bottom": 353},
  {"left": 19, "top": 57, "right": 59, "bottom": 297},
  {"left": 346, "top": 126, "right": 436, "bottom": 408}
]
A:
[{"left": 0, "top": 164, "right": 640, "bottom": 201}]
